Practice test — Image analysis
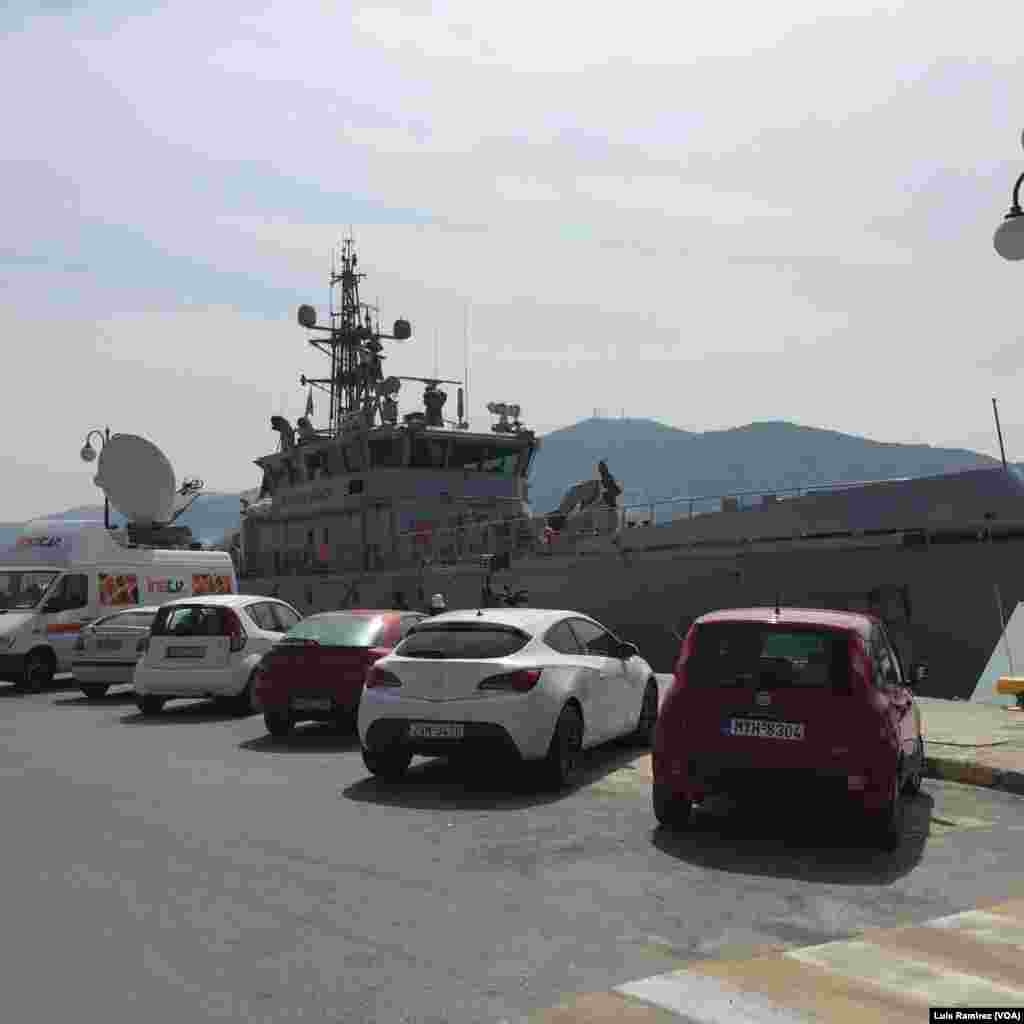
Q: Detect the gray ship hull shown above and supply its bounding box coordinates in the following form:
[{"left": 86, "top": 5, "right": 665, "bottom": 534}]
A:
[{"left": 239, "top": 525, "right": 1024, "bottom": 701}]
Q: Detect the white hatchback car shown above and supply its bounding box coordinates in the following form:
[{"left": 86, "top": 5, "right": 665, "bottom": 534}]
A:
[
  {"left": 133, "top": 594, "right": 303, "bottom": 715},
  {"left": 72, "top": 605, "right": 163, "bottom": 699},
  {"left": 358, "top": 608, "right": 659, "bottom": 788}
]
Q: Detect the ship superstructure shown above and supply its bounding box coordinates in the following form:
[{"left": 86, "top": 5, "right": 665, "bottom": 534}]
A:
[{"left": 241, "top": 240, "right": 541, "bottom": 582}]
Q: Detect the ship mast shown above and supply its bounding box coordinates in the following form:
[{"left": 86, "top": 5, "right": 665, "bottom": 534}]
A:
[{"left": 297, "top": 238, "right": 412, "bottom": 438}]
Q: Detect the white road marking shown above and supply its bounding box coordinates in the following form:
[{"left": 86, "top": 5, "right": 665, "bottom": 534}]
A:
[
  {"left": 787, "top": 939, "right": 1024, "bottom": 1007},
  {"left": 617, "top": 970, "right": 813, "bottom": 1023},
  {"left": 924, "top": 909, "right": 1024, "bottom": 949}
]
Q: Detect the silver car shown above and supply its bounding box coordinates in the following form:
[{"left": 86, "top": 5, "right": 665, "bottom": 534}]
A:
[{"left": 72, "top": 606, "right": 162, "bottom": 698}]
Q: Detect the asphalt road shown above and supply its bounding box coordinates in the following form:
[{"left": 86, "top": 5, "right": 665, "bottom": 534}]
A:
[{"left": 2, "top": 681, "right": 1024, "bottom": 1024}]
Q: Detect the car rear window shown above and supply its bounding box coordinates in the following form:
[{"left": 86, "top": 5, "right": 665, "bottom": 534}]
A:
[
  {"left": 151, "top": 605, "right": 228, "bottom": 637},
  {"left": 689, "top": 624, "right": 849, "bottom": 690},
  {"left": 396, "top": 622, "right": 531, "bottom": 659},
  {"left": 282, "top": 614, "right": 387, "bottom": 647},
  {"left": 98, "top": 611, "right": 157, "bottom": 629}
]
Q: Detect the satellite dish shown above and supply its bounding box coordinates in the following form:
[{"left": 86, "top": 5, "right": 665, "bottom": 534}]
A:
[
  {"left": 93, "top": 434, "right": 177, "bottom": 526},
  {"left": 297, "top": 304, "right": 318, "bottom": 329}
]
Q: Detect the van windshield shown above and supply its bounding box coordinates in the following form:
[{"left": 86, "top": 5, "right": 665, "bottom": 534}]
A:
[
  {"left": 690, "top": 623, "right": 849, "bottom": 690},
  {"left": 0, "top": 571, "right": 59, "bottom": 611}
]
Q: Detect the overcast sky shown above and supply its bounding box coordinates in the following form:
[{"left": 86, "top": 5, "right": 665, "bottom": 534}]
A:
[{"left": 3, "top": 1, "right": 1023, "bottom": 521}]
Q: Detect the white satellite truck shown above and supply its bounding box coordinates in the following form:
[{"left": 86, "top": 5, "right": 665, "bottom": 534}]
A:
[{"left": 0, "top": 434, "right": 237, "bottom": 691}]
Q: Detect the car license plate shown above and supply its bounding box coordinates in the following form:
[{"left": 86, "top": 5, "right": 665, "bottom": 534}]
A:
[
  {"left": 727, "top": 717, "right": 805, "bottom": 740},
  {"left": 166, "top": 646, "right": 205, "bottom": 659},
  {"left": 408, "top": 722, "right": 465, "bottom": 740},
  {"left": 97, "top": 638, "right": 122, "bottom": 651},
  {"left": 292, "top": 697, "right": 332, "bottom": 712}
]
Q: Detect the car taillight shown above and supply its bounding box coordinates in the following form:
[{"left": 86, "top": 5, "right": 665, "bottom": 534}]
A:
[
  {"left": 365, "top": 666, "right": 402, "bottom": 688},
  {"left": 477, "top": 669, "right": 542, "bottom": 692},
  {"left": 136, "top": 637, "right": 149, "bottom": 654},
  {"left": 223, "top": 609, "right": 247, "bottom": 653}
]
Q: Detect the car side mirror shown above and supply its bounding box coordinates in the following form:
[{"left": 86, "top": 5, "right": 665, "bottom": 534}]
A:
[{"left": 618, "top": 641, "right": 639, "bottom": 660}]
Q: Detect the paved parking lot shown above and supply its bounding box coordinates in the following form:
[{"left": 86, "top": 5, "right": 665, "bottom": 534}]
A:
[{"left": 2, "top": 682, "right": 1024, "bottom": 1023}]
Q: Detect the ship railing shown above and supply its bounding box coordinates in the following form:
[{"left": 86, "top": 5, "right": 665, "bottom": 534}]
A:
[
  {"left": 615, "top": 473, "right": 922, "bottom": 527},
  {"left": 239, "top": 470, "right": 949, "bottom": 578}
]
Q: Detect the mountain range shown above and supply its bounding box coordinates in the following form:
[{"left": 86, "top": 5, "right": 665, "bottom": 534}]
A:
[{"left": 0, "top": 419, "right": 1011, "bottom": 547}]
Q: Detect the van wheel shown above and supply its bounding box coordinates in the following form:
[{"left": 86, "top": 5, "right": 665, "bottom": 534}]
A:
[
  {"left": 633, "top": 680, "right": 659, "bottom": 746},
  {"left": 20, "top": 651, "right": 55, "bottom": 693},
  {"left": 540, "top": 704, "right": 584, "bottom": 790},
  {"left": 903, "top": 738, "right": 924, "bottom": 797},
  {"left": 653, "top": 784, "right": 694, "bottom": 830},
  {"left": 137, "top": 695, "right": 165, "bottom": 716},
  {"left": 80, "top": 684, "right": 109, "bottom": 699}
]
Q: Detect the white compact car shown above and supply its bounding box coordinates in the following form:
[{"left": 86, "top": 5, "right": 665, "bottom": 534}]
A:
[
  {"left": 132, "top": 594, "right": 302, "bottom": 715},
  {"left": 72, "top": 606, "right": 163, "bottom": 698},
  {"left": 357, "top": 608, "right": 659, "bottom": 788}
]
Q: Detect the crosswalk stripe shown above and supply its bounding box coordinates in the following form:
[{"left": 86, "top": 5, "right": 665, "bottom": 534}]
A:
[
  {"left": 616, "top": 970, "right": 812, "bottom": 1024},
  {"left": 536, "top": 900, "right": 1024, "bottom": 1022},
  {"left": 924, "top": 909, "right": 1024, "bottom": 949},
  {"left": 786, "top": 938, "right": 1024, "bottom": 1007}
]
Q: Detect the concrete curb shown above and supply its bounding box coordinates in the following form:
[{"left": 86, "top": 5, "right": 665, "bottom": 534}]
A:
[{"left": 924, "top": 755, "right": 1024, "bottom": 797}]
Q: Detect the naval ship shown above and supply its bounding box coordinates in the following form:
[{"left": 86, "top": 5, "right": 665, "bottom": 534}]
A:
[{"left": 237, "top": 241, "right": 1024, "bottom": 701}]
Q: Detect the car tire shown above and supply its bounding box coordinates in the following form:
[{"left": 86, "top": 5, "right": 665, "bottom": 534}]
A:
[
  {"left": 362, "top": 746, "right": 412, "bottom": 781},
  {"left": 902, "top": 737, "right": 925, "bottom": 797},
  {"left": 137, "top": 695, "right": 166, "bottom": 716},
  {"left": 80, "top": 683, "right": 109, "bottom": 699},
  {"left": 540, "top": 704, "right": 584, "bottom": 790},
  {"left": 20, "top": 651, "right": 55, "bottom": 693},
  {"left": 633, "top": 679, "right": 659, "bottom": 746},
  {"left": 229, "top": 678, "right": 256, "bottom": 717},
  {"left": 653, "top": 784, "right": 694, "bottom": 830},
  {"left": 264, "top": 710, "right": 292, "bottom": 737},
  {"left": 867, "top": 773, "right": 904, "bottom": 851}
]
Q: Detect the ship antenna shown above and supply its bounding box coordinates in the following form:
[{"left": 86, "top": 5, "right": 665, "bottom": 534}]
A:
[{"left": 464, "top": 303, "right": 471, "bottom": 431}]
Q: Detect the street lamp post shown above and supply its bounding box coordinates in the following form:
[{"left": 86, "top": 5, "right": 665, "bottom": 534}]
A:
[
  {"left": 993, "top": 130, "right": 1024, "bottom": 261},
  {"left": 80, "top": 427, "right": 112, "bottom": 529}
]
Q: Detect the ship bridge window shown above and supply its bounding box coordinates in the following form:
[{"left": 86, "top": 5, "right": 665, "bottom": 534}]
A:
[
  {"left": 448, "top": 441, "right": 520, "bottom": 475},
  {"left": 368, "top": 437, "right": 406, "bottom": 469},
  {"left": 411, "top": 436, "right": 449, "bottom": 469}
]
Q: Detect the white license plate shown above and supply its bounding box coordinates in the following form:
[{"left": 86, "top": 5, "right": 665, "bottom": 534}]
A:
[
  {"left": 292, "top": 697, "right": 332, "bottom": 712},
  {"left": 97, "top": 638, "right": 123, "bottom": 651},
  {"left": 167, "top": 646, "right": 205, "bottom": 659},
  {"left": 728, "top": 717, "right": 805, "bottom": 740},
  {"left": 408, "top": 722, "right": 465, "bottom": 740}
]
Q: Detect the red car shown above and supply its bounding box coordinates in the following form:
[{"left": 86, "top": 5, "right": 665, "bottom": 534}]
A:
[
  {"left": 652, "top": 607, "right": 927, "bottom": 850},
  {"left": 253, "top": 610, "right": 427, "bottom": 737}
]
